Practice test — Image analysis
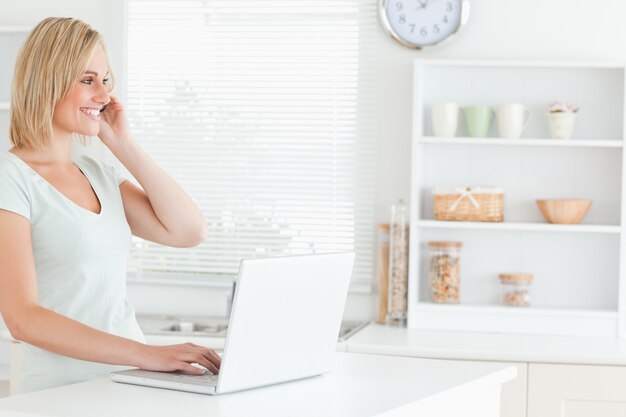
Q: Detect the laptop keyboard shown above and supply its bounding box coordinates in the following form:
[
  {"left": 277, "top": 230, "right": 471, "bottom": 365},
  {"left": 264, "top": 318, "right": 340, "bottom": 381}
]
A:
[{"left": 174, "top": 372, "right": 219, "bottom": 382}]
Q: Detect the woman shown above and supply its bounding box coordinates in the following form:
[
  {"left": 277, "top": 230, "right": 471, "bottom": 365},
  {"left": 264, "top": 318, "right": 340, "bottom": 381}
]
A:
[{"left": 0, "top": 17, "right": 221, "bottom": 393}]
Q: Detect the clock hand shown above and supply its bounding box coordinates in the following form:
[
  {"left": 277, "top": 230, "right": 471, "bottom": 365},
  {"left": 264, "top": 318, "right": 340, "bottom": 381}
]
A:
[
  {"left": 417, "top": 0, "right": 448, "bottom": 10},
  {"left": 416, "top": 0, "right": 448, "bottom": 10},
  {"left": 416, "top": 0, "right": 429, "bottom": 10}
]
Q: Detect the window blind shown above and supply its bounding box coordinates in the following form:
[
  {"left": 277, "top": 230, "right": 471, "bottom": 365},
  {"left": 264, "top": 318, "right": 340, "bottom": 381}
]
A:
[{"left": 120, "top": 0, "right": 376, "bottom": 290}]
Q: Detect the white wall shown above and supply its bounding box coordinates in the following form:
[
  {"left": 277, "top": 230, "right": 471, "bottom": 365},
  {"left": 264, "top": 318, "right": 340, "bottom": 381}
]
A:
[
  {"left": 372, "top": 0, "right": 626, "bottom": 222},
  {"left": 0, "top": 0, "right": 106, "bottom": 29},
  {"left": 2, "top": 0, "right": 626, "bottom": 325}
]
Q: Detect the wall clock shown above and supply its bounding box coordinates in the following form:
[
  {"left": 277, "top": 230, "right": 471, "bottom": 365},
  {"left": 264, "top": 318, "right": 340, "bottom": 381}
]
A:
[{"left": 379, "top": 0, "right": 470, "bottom": 49}]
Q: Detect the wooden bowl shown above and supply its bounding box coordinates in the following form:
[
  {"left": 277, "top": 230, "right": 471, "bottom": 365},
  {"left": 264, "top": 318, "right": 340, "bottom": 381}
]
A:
[{"left": 535, "top": 199, "right": 592, "bottom": 224}]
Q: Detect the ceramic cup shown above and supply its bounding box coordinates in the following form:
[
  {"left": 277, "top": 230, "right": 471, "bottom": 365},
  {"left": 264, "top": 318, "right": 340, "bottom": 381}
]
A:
[
  {"left": 464, "top": 105, "right": 494, "bottom": 137},
  {"left": 497, "top": 103, "right": 531, "bottom": 139},
  {"left": 431, "top": 102, "right": 462, "bottom": 137},
  {"left": 547, "top": 112, "right": 577, "bottom": 139}
]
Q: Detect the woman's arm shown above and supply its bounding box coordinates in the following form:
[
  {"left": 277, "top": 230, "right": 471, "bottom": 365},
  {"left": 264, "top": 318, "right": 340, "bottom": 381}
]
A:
[
  {"left": 0, "top": 210, "right": 220, "bottom": 374},
  {"left": 98, "top": 95, "right": 208, "bottom": 248}
]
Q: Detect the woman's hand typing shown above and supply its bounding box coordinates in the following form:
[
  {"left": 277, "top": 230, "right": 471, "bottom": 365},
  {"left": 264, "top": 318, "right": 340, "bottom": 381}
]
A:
[{"left": 134, "top": 343, "right": 222, "bottom": 375}]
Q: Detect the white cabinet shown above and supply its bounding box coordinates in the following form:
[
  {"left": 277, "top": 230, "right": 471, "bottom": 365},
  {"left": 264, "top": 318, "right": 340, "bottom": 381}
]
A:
[
  {"left": 528, "top": 363, "right": 626, "bottom": 417},
  {"left": 408, "top": 60, "right": 626, "bottom": 337},
  {"left": 457, "top": 360, "right": 526, "bottom": 417},
  {"left": 0, "top": 26, "right": 29, "bottom": 150}
]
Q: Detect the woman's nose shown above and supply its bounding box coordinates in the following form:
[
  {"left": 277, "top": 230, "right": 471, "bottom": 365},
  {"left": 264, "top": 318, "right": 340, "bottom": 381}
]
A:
[{"left": 94, "top": 81, "right": 110, "bottom": 105}]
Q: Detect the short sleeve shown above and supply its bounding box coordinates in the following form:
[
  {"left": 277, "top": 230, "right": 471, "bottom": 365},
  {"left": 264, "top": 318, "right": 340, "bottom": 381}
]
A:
[
  {"left": 75, "top": 155, "right": 128, "bottom": 186},
  {"left": 0, "top": 159, "right": 31, "bottom": 220},
  {"left": 106, "top": 163, "right": 129, "bottom": 186}
]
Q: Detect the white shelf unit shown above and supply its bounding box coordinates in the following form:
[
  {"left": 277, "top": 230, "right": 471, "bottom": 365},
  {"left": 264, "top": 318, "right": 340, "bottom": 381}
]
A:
[{"left": 408, "top": 59, "right": 626, "bottom": 338}]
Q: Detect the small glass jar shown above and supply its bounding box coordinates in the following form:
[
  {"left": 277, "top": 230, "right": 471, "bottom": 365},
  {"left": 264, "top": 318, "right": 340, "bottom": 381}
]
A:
[
  {"left": 499, "top": 273, "right": 533, "bottom": 307},
  {"left": 428, "top": 241, "right": 462, "bottom": 304}
]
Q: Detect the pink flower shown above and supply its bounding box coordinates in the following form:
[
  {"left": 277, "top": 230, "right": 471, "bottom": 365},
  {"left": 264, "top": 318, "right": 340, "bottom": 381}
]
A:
[{"left": 548, "top": 101, "right": 579, "bottom": 113}]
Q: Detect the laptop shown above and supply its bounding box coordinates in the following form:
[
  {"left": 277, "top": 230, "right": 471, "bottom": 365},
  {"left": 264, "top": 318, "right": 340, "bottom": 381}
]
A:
[{"left": 110, "top": 252, "right": 355, "bottom": 395}]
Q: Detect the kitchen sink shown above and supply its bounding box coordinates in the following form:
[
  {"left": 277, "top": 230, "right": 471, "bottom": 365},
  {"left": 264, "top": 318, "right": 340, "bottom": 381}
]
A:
[
  {"left": 162, "top": 322, "right": 228, "bottom": 335},
  {"left": 137, "top": 315, "right": 229, "bottom": 338},
  {"left": 139, "top": 314, "right": 369, "bottom": 341}
]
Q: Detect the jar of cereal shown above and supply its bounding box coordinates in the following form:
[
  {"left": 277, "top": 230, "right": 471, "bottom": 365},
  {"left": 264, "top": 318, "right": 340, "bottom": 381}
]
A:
[
  {"left": 428, "top": 241, "right": 462, "bottom": 304},
  {"left": 386, "top": 199, "right": 409, "bottom": 326},
  {"left": 498, "top": 273, "right": 533, "bottom": 307}
]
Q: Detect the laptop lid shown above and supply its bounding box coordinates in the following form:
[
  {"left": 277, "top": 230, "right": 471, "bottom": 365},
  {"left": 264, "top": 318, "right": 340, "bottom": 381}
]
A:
[{"left": 215, "top": 252, "right": 355, "bottom": 394}]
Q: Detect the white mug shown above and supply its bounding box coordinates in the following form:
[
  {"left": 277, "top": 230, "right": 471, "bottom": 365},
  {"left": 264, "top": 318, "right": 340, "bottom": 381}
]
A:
[
  {"left": 496, "top": 103, "right": 531, "bottom": 139},
  {"left": 431, "top": 102, "right": 462, "bottom": 137}
]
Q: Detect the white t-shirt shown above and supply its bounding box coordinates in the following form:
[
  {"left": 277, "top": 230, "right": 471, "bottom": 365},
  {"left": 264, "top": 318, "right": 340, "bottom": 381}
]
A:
[{"left": 0, "top": 152, "right": 145, "bottom": 393}]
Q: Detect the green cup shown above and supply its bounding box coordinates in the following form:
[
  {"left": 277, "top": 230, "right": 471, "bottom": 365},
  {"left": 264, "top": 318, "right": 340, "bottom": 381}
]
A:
[{"left": 464, "top": 105, "right": 494, "bottom": 137}]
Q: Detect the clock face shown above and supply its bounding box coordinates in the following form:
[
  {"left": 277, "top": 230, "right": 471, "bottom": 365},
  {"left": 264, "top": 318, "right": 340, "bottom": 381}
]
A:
[{"left": 381, "top": 0, "right": 468, "bottom": 49}]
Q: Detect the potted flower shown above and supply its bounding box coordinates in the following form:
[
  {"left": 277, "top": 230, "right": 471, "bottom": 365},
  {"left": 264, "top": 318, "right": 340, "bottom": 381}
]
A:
[{"left": 547, "top": 101, "right": 579, "bottom": 139}]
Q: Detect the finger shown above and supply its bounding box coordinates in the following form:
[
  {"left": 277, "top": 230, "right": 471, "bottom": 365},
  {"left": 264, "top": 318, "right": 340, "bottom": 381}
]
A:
[
  {"left": 197, "top": 356, "right": 220, "bottom": 375},
  {"left": 209, "top": 350, "right": 222, "bottom": 367},
  {"left": 177, "top": 362, "right": 206, "bottom": 375},
  {"left": 196, "top": 347, "right": 222, "bottom": 368},
  {"left": 184, "top": 353, "right": 220, "bottom": 375},
  {"left": 201, "top": 348, "right": 222, "bottom": 368},
  {"left": 185, "top": 344, "right": 222, "bottom": 367},
  {"left": 104, "top": 95, "right": 124, "bottom": 111}
]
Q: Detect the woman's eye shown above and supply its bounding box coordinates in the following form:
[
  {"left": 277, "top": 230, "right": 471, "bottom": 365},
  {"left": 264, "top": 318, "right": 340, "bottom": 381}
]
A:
[
  {"left": 81, "top": 78, "right": 92, "bottom": 85},
  {"left": 103, "top": 78, "right": 110, "bottom": 84}
]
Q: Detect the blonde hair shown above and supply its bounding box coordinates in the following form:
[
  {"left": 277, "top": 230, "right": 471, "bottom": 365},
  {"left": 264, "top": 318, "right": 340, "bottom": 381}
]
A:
[{"left": 9, "top": 17, "right": 114, "bottom": 149}]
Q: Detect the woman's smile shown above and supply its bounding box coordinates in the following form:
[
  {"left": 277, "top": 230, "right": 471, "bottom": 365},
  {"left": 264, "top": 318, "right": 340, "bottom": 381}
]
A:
[{"left": 80, "top": 107, "right": 102, "bottom": 121}]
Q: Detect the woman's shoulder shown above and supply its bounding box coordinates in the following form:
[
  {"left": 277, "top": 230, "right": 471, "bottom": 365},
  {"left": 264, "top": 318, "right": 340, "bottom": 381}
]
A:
[
  {"left": 0, "top": 152, "right": 32, "bottom": 220},
  {"left": 0, "top": 152, "right": 29, "bottom": 178}
]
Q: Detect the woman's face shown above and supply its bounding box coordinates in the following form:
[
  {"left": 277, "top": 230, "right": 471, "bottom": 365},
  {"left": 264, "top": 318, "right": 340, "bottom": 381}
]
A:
[{"left": 52, "top": 45, "right": 111, "bottom": 138}]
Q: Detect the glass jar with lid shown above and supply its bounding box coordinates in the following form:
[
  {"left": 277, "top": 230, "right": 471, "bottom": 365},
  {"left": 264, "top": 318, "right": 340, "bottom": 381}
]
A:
[
  {"left": 428, "top": 241, "right": 462, "bottom": 304},
  {"left": 386, "top": 199, "right": 409, "bottom": 326},
  {"left": 499, "top": 273, "right": 533, "bottom": 307}
]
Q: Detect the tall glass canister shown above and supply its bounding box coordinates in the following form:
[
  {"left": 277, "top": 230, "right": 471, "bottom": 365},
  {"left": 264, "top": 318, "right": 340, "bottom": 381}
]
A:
[{"left": 386, "top": 199, "right": 409, "bottom": 326}]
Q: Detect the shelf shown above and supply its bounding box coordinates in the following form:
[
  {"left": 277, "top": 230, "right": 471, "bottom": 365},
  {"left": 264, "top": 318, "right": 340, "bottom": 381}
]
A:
[
  {"left": 0, "top": 103, "right": 9, "bottom": 111},
  {"left": 409, "top": 302, "right": 620, "bottom": 337},
  {"left": 410, "top": 59, "right": 626, "bottom": 338},
  {"left": 417, "top": 220, "right": 621, "bottom": 234},
  {"left": 413, "top": 302, "right": 618, "bottom": 319},
  {"left": 418, "top": 137, "right": 623, "bottom": 148}
]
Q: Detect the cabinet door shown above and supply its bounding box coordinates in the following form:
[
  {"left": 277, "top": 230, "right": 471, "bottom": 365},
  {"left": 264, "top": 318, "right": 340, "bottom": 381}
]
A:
[
  {"left": 443, "top": 359, "right": 526, "bottom": 417},
  {"left": 498, "top": 362, "right": 528, "bottom": 417},
  {"left": 528, "top": 363, "right": 626, "bottom": 417}
]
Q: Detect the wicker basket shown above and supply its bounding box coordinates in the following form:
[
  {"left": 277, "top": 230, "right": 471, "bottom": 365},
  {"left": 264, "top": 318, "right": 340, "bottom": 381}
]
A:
[{"left": 433, "top": 186, "right": 504, "bottom": 222}]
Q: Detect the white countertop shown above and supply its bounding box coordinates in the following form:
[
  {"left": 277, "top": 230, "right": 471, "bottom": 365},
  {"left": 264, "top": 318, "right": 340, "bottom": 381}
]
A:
[
  {"left": 6, "top": 320, "right": 626, "bottom": 365},
  {"left": 347, "top": 323, "right": 626, "bottom": 365},
  {"left": 0, "top": 352, "right": 516, "bottom": 417}
]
